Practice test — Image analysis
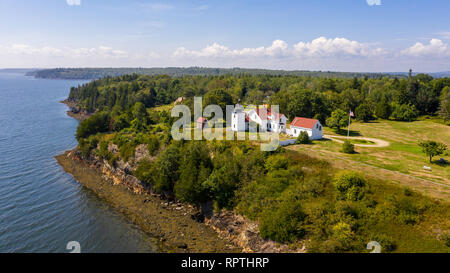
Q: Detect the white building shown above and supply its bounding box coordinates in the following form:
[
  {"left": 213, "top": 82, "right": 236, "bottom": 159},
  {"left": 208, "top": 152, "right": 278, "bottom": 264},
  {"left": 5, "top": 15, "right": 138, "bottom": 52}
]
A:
[
  {"left": 289, "top": 117, "right": 323, "bottom": 140},
  {"left": 246, "top": 108, "right": 288, "bottom": 133},
  {"left": 231, "top": 105, "right": 249, "bottom": 132},
  {"left": 231, "top": 106, "right": 288, "bottom": 133}
]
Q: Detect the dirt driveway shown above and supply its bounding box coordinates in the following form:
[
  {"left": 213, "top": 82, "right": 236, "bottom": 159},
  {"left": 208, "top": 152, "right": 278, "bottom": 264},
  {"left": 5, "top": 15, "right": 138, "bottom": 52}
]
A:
[{"left": 324, "top": 135, "right": 390, "bottom": 148}]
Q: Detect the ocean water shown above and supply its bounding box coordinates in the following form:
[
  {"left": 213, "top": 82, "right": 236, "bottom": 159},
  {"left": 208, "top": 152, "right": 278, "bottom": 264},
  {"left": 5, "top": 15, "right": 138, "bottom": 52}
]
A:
[{"left": 0, "top": 71, "right": 158, "bottom": 253}]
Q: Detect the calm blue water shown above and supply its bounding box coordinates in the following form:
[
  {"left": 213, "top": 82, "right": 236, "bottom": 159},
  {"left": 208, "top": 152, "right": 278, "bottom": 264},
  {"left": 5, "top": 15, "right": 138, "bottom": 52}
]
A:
[{"left": 0, "top": 71, "right": 158, "bottom": 253}]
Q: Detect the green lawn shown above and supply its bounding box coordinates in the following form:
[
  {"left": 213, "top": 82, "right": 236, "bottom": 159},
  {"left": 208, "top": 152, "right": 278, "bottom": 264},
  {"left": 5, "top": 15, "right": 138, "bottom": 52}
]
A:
[{"left": 291, "top": 119, "right": 450, "bottom": 198}]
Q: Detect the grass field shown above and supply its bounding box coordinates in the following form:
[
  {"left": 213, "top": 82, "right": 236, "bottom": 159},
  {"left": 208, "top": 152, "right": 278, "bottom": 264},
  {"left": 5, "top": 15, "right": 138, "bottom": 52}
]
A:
[{"left": 289, "top": 119, "right": 450, "bottom": 199}]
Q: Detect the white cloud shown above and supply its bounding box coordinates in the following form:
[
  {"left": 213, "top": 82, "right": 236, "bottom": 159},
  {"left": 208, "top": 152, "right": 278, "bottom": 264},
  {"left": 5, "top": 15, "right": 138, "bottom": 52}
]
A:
[
  {"left": 366, "top": 0, "right": 381, "bottom": 6},
  {"left": 293, "top": 37, "right": 384, "bottom": 57},
  {"left": 401, "top": 39, "right": 450, "bottom": 57},
  {"left": 2, "top": 38, "right": 450, "bottom": 72},
  {"left": 0, "top": 44, "right": 128, "bottom": 59},
  {"left": 66, "top": 0, "right": 81, "bottom": 6},
  {"left": 174, "top": 38, "right": 384, "bottom": 59},
  {"left": 174, "top": 40, "right": 290, "bottom": 58}
]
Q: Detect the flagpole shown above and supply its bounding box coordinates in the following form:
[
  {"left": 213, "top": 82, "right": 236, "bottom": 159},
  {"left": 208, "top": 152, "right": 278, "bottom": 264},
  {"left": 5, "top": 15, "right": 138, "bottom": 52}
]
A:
[{"left": 347, "top": 111, "right": 351, "bottom": 138}]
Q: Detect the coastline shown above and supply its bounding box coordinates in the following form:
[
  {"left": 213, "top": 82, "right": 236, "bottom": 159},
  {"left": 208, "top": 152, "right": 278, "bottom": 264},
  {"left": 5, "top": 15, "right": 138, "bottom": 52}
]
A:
[
  {"left": 56, "top": 104, "right": 305, "bottom": 253},
  {"left": 61, "top": 99, "right": 92, "bottom": 121},
  {"left": 56, "top": 150, "right": 239, "bottom": 253}
]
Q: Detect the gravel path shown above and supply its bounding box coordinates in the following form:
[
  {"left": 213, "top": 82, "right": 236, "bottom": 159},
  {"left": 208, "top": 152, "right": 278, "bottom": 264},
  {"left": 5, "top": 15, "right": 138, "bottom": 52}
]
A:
[{"left": 324, "top": 135, "right": 390, "bottom": 147}]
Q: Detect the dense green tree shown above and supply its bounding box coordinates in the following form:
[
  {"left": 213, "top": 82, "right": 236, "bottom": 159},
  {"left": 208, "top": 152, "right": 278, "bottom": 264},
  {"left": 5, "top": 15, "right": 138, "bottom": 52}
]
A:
[
  {"left": 419, "top": 140, "right": 447, "bottom": 163},
  {"left": 439, "top": 87, "right": 450, "bottom": 123},
  {"left": 174, "top": 142, "right": 212, "bottom": 203},
  {"left": 375, "top": 98, "right": 392, "bottom": 119},
  {"left": 203, "top": 89, "right": 233, "bottom": 111},
  {"left": 76, "top": 111, "right": 110, "bottom": 140},
  {"left": 355, "top": 103, "right": 373, "bottom": 122},
  {"left": 390, "top": 103, "right": 419, "bottom": 122},
  {"left": 326, "top": 109, "right": 348, "bottom": 132}
]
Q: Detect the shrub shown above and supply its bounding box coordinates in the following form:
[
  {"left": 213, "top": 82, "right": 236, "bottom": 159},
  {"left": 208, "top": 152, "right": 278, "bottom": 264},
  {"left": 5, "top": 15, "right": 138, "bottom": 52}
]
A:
[
  {"left": 97, "top": 140, "right": 112, "bottom": 160},
  {"left": 440, "top": 233, "right": 450, "bottom": 247},
  {"left": 76, "top": 111, "right": 110, "bottom": 140},
  {"left": 296, "top": 131, "right": 311, "bottom": 144},
  {"left": 260, "top": 198, "right": 306, "bottom": 243},
  {"left": 135, "top": 159, "right": 155, "bottom": 186},
  {"left": 146, "top": 135, "right": 160, "bottom": 156},
  {"left": 265, "top": 154, "right": 289, "bottom": 172},
  {"left": 331, "top": 222, "right": 355, "bottom": 250},
  {"left": 342, "top": 140, "right": 355, "bottom": 154},
  {"left": 371, "top": 233, "right": 397, "bottom": 252},
  {"left": 333, "top": 171, "right": 367, "bottom": 201},
  {"left": 78, "top": 135, "right": 99, "bottom": 158},
  {"left": 119, "top": 142, "right": 136, "bottom": 162},
  {"left": 108, "top": 154, "right": 120, "bottom": 167},
  {"left": 390, "top": 103, "right": 419, "bottom": 122}
]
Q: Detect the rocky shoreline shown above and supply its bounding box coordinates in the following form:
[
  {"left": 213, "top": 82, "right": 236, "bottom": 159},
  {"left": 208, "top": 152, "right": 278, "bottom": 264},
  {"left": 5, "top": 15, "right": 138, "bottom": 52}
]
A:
[
  {"left": 56, "top": 105, "right": 305, "bottom": 253},
  {"left": 61, "top": 99, "right": 92, "bottom": 121}
]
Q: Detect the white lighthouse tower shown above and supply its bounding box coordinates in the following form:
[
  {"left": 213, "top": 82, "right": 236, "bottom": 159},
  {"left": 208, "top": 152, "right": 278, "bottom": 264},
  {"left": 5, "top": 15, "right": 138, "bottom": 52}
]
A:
[{"left": 231, "top": 104, "right": 247, "bottom": 132}]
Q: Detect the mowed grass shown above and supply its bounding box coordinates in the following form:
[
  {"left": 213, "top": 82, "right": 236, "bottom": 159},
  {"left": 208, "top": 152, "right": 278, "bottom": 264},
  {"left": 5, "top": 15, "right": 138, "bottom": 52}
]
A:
[{"left": 292, "top": 119, "right": 450, "bottom": 195}]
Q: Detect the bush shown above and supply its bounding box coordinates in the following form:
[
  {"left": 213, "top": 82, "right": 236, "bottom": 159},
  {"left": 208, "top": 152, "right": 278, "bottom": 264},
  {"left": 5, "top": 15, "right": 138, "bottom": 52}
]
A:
[
  {"left": 265, "top": 154, "right": 289, "bottom": 172},
  {"left": 119, "top": 142, "right": 136, "bottom": 162},
  {"left": 135, "top": 159, "right": 155, "bottom": 186},
  {"left": 331, "top": 222, "right": 355, "bottom": 250},
  {"left": 97, "top": 140, "right": 112, "bottom": 160},
  {"left": 76, "top": 111, "right": 110, "bottom": 140},
  {"left": 390, "top": 103, "right": 419, "bottom": 122},
  {"left": 260, "top": 198, "right": 306, "bottom": 243},
  {"left": 333, "top": 171, "right": 367, "bottom": 201},
  {"left": 371, "top": 234, "right": 397, "bottom": 252},
  {"left": 78, "top": 135, "right": 99, "bottom": 158},
  {"left": 440, "top": 233, "right": 450, "bottom": 247},
  {"left": 342, "top": 140, "right": 355, "bottom": 154},
  {"left": 296, "top": 131, "right": 311, "bottom": 144},
  {"left": 108, "top": 154, "right": 120, "bottom": 167}
]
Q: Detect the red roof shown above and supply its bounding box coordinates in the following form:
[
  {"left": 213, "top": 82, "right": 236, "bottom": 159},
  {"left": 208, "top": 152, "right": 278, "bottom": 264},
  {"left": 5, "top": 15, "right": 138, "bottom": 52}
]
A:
[
  {"left": 291, "top": 117, "right": 318, "bottom": 129},
  {"left": 197, "top": 117, "right": 207, "bottom": 123},
  {"left": 255, "top": 108, "right": 284, "bottom": 121}
]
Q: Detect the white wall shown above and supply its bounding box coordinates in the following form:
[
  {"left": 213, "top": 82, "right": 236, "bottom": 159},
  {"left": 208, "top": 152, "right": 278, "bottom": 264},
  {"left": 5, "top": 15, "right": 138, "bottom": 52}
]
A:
[{"left": 290, "top": 121, "right": 323, "bottom": 140}]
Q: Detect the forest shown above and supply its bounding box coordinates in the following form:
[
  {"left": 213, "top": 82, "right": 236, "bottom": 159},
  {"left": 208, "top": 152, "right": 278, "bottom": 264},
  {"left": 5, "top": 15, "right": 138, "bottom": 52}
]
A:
[
  {"left": 70, "top": 72, "right": 450, "bottom": 252},
  {"left": 68, "top": 71, "right": 450, "bottom": 125},
  {"left": 28, "top": 67, "right": 399, "bottom": 80}
]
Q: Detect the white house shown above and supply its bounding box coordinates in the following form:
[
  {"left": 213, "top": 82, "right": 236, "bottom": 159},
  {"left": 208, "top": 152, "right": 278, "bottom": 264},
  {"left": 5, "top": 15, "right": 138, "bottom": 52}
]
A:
[
  {"left": 289, "top": 117, "right": 323, "bottom": 140},
  {"left": 245, "top": 108, "right": 288, "bottom": 133}
]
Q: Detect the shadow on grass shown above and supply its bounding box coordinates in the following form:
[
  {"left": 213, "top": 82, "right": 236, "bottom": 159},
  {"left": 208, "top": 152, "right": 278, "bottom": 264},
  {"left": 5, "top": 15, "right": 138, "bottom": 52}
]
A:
[
  {"left": 432, "top": 159, "right": 449, "bottom": 167},
  {"left": 333, "top": 129, "right": 361, "bottom": 137}
]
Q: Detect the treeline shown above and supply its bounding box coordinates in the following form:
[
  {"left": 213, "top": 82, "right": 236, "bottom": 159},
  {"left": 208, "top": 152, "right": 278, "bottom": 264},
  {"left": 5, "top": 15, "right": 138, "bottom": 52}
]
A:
[
  {"left": 68, "top": 72, "right": 450, "bottom": 125},
  {"left": 28, "top": 67, "right": 399, "bottom": 80}
]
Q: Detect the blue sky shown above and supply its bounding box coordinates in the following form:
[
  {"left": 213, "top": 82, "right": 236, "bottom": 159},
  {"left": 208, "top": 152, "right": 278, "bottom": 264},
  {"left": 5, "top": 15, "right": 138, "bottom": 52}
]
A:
[{"left": 1, "top": 0, "right": 449, "bottom": 72}]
